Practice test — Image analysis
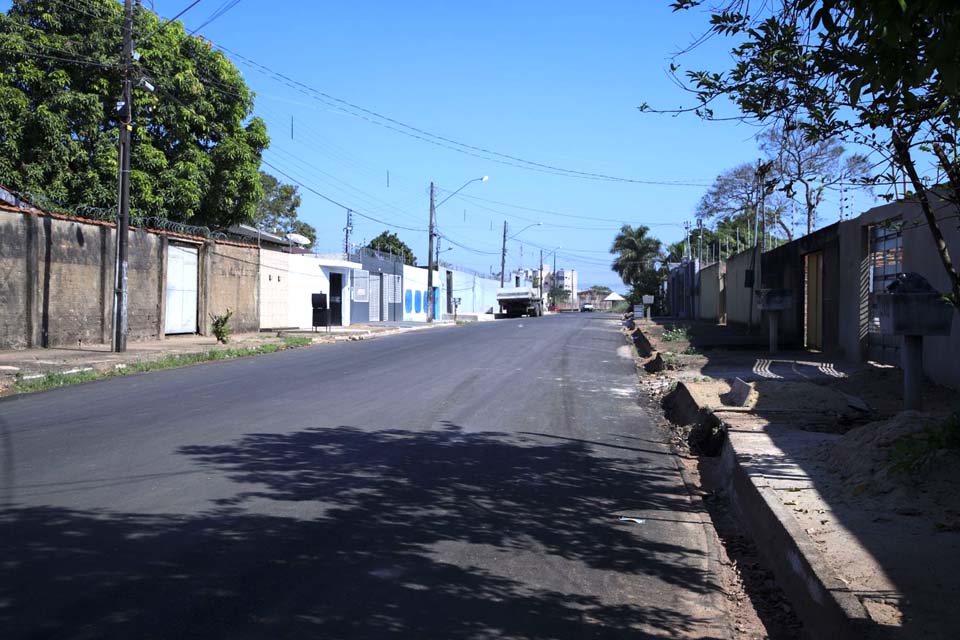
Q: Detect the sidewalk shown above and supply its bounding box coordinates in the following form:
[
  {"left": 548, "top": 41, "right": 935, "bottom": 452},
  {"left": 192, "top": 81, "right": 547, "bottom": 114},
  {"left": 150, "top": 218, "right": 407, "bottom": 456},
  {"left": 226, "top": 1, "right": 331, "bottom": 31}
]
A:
[
  {"left": 630, "top": 317, "right": 960, "bottom": 639},
  {"left": 0, "top": 321, "right": 454, "bottom": 394}
]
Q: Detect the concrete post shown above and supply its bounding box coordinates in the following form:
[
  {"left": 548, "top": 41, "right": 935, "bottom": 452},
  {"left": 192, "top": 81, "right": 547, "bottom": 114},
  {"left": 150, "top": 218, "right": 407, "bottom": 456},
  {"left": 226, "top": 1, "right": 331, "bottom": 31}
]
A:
[{"left": 902, "top": 334, "right": 923, "bottom": 411}]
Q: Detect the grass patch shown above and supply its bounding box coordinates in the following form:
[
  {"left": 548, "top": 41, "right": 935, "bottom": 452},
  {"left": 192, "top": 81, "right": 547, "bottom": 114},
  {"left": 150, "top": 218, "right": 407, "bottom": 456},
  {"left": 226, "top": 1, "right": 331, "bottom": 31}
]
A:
[
  {"left": 10, "top": 338, "right": 316, "bottom": 395},
  {"left": 889, "top": 411, "right": 960, "bottom": 475},
  {"left": 682, "top": 345, "right": 700, "bottom": 355},
  {"left": 662, "top": 326, "right": 690, "bottom": 342}
]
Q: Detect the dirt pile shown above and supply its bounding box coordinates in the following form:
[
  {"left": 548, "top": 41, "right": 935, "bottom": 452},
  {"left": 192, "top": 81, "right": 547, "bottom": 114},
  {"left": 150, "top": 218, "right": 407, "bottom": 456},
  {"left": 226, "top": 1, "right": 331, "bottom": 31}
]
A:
[{"left": 824, "top": 411, "right": 960, "bottom": 514}]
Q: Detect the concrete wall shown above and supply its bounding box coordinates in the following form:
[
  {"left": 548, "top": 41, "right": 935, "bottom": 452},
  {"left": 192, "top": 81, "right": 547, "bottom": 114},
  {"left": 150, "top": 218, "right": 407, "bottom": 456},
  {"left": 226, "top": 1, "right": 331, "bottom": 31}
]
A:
[
  {"left": 403, "top": 265, "right": 442, "bottom": 322},
  {"left": 447, "top": 268, "right": 502, "bottom": 315},
  {"left": 697, "top": 262, "right": 723, "bottom": 322},
  {"left": 260, "top": 249, "right": 292, "bottom": 329},
  {"left": 902, "top": 198, "right": 960, "bottom": 389},
  {"left": 204, "top": 242, "right": 260, "bottom": 335},
  {"left": 0, "top": 207, "right": 260, "bottom": 349},
  {"left": 836, "top": 197, "right": 959, "bottom": 389},
  {"left": 0, "top": 210, "right": 120, "bottom": 348},
  {"left": 761, "top": 223, "right": 840, "bottom": 352},
  {"left": 725, "top": 250, "right": 756, "bottom": 327}
]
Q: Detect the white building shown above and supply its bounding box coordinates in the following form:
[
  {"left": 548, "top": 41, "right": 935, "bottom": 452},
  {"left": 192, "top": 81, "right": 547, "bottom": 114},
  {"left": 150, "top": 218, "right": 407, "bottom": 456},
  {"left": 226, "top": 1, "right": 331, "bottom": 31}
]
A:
[{"left": 554, "top": 268, "right": 578, "bottom": 305}]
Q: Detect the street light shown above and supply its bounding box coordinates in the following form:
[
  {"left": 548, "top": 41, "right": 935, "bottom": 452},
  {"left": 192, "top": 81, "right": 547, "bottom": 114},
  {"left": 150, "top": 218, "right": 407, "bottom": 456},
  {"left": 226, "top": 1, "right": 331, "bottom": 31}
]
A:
[
  {"left": 428, "top": 176, "right": 489, "bottom": 323},
  {"left": 436, "top": 175, "right": 489, "bottom": 209},
  {"left": 500, "top": 222, "right": 542, "bottom": 287}
]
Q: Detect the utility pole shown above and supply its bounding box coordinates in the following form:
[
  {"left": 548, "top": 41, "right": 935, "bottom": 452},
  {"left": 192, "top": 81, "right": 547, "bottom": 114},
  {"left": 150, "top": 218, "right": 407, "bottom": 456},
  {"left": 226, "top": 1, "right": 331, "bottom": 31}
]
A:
[
  {"left": 684, "top": 221, "right": 691, "bottom": 259},
  {"left": 343, "top": 209, "right": 353, "bottom": 254},
  {"left": 113, "top": 0, "right": 134, "bottom": 352},
  {"left": 499, "top": 220, "right": 507, "bottom": 287},
  {"left": 697, "top": 218, "right": 703, "bottom": 264},
  {"left": 427, "top": 183, "right": 436, "bottom": 323},
  {"left": 552, "top": 250, "right": 558, "bottom": 308},
  {"left": 539, "top": 249, "right": 544, "bottom": 304}
]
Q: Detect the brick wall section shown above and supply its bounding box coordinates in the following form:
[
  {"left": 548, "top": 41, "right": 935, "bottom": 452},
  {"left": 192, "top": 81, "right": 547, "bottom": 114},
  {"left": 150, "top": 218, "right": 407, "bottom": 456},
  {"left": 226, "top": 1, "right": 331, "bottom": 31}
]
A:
[
  {"left": 0, "top": 207, "right": 261, "bottom": 349},
  {"left": 204, "top": 243, "right": 260, "bottom": 335}
]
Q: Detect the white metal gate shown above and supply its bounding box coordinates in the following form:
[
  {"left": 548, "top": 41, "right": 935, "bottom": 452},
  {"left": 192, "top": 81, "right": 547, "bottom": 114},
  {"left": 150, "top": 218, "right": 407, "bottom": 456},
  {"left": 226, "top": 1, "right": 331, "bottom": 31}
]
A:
[
  {"left": 165, "top": 244, "right": 198, "bottom": 334},
  {"left": 369, "top": 274, "right": 381, "bottom": 321}
]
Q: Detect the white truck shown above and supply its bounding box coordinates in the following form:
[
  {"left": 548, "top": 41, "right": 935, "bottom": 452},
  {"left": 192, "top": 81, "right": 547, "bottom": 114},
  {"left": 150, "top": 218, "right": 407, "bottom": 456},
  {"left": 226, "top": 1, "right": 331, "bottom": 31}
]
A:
[{"left": 496, "top": 287, "right": 544, "bottom": 318}]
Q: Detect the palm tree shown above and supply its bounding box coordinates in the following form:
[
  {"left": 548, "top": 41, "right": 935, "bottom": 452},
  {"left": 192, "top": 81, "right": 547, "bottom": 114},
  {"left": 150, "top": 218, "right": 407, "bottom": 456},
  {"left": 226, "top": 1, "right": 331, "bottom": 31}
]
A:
[{"left": 610, "top": 224, "right": 661, "bottom": 287}]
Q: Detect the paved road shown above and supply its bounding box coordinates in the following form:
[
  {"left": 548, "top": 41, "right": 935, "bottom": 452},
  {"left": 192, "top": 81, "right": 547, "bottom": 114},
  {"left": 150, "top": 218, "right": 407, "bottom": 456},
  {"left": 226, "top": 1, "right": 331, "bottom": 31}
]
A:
[{"left": 0, "top": 314, "right": 729, "bottom": 639}]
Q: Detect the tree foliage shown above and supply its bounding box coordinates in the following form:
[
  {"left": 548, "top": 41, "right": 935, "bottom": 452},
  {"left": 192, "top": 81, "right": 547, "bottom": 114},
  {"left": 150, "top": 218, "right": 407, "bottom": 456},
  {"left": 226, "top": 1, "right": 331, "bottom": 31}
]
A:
[
  {"left": 0, "top": 0, "right": 268, "bottom": 228},
  {"left": 253, "top": 171, "right": 315, "bottom": 248},
  {"left": 661, "top": 0, "right": 960, "bottom": 307},
  {"left": 610, "top": 224, "right": 662, "bottom": 289},
  {"left": 696, "top": 162, "right": 794, "bottom": 243},
  {"left": 367, "top": 230, "right": 417, "bottom": 266}
]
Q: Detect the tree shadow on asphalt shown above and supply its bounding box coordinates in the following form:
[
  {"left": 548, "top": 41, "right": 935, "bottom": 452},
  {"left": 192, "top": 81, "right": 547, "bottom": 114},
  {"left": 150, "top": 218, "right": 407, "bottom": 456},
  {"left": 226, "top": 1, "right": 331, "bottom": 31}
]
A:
[{"left": 1, "top": 423, "right": 725, "bottom": 639}]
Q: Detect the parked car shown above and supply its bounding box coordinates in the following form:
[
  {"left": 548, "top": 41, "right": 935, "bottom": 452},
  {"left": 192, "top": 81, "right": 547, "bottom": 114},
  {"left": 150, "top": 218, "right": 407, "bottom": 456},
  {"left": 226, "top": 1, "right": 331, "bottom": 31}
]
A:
[{"left": 580, "top": 303, "right": 595, "bottom": 312}]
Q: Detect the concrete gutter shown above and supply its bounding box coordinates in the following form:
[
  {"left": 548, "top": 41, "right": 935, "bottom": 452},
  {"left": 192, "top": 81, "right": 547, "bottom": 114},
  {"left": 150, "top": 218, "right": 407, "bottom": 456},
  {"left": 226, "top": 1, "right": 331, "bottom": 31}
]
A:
[
  {"left": 664, "top": 374, "right": 873, "bottom": 639},
  {"left": 718, "top": 434, "right": 872, "bottom": 640}
]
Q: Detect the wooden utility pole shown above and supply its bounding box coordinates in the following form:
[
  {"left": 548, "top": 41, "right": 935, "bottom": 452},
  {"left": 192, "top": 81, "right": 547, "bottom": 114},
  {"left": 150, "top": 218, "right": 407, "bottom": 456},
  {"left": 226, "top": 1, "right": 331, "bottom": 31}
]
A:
[
  {"left": 114, "top": 0, "right": 133, "bottom": 352},
  {"left": 499, "top": 220, "right": 507, "bottom": 287},
  {"left": 427, "top": 182, "right": 436, "bottom": 323}
]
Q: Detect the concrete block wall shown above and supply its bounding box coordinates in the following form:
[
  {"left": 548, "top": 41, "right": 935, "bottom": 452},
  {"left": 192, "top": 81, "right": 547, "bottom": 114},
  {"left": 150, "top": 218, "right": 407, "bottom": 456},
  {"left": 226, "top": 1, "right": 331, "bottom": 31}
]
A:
[
  {"left": 0, "top": 207, "right": 261, "bottom": 349},
  {"left": 725, "top": 250, "right": 756, "bottom": 327},
  {"left": 204, "top": 242, "right": 260, "bottom": 335},
  {"left": 697, "top": 262, "right": 723, "bottom": 322}
]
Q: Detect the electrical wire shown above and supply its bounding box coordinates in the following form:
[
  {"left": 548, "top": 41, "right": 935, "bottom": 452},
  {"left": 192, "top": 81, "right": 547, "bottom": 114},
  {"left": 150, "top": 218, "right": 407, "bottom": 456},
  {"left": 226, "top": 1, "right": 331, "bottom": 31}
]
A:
[
  {"left": 189, "top": 0, "right": 242, "bottom": 35},
  {"left": 209, "top": 42, "right": 718, "bottom": 186}
]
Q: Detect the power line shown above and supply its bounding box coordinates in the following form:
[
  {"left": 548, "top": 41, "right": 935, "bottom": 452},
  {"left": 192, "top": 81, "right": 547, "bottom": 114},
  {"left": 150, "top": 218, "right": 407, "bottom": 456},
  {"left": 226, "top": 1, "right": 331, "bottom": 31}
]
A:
[
  {"left": 189, "top": 0, "right": 243, "bottom": 35},
  {"left": 209, "top": 42, "right": 716, "bottom": 186},
  {"left": 261, "top": 160, "right": 426, "bottom": 233}
]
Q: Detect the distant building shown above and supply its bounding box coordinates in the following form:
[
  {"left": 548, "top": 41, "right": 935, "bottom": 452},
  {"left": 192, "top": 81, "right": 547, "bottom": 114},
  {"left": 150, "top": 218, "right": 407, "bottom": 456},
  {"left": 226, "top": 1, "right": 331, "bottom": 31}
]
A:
[{"left": 554, "top": 268, "right": 578, "bottom": 305}]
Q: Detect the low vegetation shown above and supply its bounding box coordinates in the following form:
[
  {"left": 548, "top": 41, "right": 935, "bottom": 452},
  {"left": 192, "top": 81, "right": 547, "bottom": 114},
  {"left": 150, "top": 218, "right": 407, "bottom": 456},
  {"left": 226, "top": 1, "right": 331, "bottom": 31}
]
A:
[
  {"left": 10, "top": 337, "right": 314, "bottom": 395},
  {"left": 889, "top": 412, "right": 960, "bottom": 476},
  {"left": 661, "top": 326, "right": 690, "bottom": 343}
]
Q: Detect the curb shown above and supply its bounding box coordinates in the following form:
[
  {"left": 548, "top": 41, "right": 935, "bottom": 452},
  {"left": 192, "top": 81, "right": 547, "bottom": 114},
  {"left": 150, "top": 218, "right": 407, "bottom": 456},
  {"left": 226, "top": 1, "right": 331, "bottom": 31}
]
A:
[
  {"left": 630, "top": 322, "right": 871, "bottom": 639},
  {"left": 718, "top": 439, "right": 871, "bottom": 639}
]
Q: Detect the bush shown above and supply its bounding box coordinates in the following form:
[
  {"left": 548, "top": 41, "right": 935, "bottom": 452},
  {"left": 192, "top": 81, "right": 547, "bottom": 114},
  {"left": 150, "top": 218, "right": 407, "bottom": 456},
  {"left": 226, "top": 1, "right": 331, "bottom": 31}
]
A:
[{"left": 210, "top": 309, "right": 234, "bottom": 344}]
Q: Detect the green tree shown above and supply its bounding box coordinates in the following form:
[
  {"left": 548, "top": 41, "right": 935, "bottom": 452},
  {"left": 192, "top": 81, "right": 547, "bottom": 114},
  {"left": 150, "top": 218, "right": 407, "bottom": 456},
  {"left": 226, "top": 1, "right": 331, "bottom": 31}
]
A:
[
  {"left": 549, "top": 286, "right": 571, "bottom": 304},
  {"left": 255, "top": 172, "right": 301, "bottom": 232},
  {"left": 610, "top": 224, "right": 663, "bottom": 289},
  {"left": 253, "top": 171, "right": 315, "bottom": 248},
  {"left": 696, "top": 163, "right": 794, "bottom": 243},
  {"left": 367, "top": 230, "right": 417, "bottom": 265},
  {"left": 659, "top": 0, "right": 960, "bottom": 308},
  {"left": 588, "top": 285, "right": 613, "bottom": 296},
  {"left": 0, "top": 0, "right": 268, "bottom": 228}
]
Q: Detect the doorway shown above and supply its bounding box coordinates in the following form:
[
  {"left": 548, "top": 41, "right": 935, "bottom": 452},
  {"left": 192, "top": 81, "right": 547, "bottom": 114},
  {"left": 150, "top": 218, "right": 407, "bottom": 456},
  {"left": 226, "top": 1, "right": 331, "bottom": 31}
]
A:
[
  {"left": 804, "top": 251, "right": 823, "bottom": 350},
  {"left": 330, "top": 272, "right": 343, "bottom": 326},
  {"left": 165, "top": 244, "right": 198, "bottom": 334}
]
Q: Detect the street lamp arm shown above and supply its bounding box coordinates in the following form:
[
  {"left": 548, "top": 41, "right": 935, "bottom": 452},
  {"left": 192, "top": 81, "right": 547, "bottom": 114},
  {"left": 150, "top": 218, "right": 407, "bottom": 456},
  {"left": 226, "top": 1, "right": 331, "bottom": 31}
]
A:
[
  {"left": 507, "top": 222, "right": 542, "bottom": 240},
  {"left": 436, "top": 176, "right": 489, "bottom": 209}
]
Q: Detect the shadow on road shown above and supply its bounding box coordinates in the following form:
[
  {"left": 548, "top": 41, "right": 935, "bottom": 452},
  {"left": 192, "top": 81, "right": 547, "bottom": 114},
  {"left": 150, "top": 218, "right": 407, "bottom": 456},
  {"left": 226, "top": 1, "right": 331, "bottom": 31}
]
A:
[{"left": 1, "top": 423, "right": 723, "bottom": 639}]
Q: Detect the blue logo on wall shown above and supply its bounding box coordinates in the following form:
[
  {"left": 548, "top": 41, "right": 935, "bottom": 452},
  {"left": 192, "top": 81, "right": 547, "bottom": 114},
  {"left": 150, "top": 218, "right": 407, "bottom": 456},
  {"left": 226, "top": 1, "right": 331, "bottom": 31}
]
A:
[
  {"left": 414, "top": 290, "right": 422, "bottom": 313},
  {"left": 405, "top": 289, "right": 413, "bottom": 313}
]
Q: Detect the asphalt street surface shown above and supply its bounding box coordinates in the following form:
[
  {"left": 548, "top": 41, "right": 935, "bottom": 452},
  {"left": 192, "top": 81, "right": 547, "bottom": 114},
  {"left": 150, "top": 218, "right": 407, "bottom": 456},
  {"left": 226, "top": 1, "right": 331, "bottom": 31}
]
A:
[{"left": 0, "top": 314, "right": 729, "bottom": 639}]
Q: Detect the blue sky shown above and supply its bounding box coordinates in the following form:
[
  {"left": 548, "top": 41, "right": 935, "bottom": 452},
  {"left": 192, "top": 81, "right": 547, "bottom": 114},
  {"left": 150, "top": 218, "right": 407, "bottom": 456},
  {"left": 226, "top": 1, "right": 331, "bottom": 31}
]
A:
[{"left": 31, "top": 1, "right": 854, "bottom": 290}]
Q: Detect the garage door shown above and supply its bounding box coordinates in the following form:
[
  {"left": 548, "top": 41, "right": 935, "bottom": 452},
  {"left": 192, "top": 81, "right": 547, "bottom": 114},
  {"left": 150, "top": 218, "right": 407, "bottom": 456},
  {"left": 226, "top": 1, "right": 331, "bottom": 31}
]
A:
[{"left": 165, "top": 244, "right": 198, "bottom": 334}]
